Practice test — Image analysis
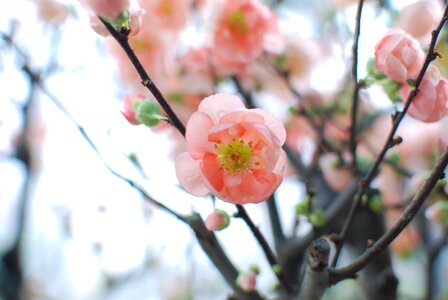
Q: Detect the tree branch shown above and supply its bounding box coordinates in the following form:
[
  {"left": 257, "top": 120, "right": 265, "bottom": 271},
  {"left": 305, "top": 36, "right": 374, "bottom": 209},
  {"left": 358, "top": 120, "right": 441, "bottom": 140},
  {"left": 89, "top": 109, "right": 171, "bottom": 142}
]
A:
[
  {"left": 331, "top": 4, "right": 448, "bottom": 266},
  {"left": 349, "top": 0, "right": 365, "bottom": 171},
  {"left": 330, "top": 147, "right": 448, "bottom": 283}
]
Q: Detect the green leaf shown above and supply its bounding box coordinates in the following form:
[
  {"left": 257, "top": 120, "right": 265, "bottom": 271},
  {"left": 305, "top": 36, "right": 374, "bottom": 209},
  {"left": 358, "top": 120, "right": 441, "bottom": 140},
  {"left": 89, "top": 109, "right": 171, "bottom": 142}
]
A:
[{"left": 366, "top": 58, "right": 386, "bottom": 80}]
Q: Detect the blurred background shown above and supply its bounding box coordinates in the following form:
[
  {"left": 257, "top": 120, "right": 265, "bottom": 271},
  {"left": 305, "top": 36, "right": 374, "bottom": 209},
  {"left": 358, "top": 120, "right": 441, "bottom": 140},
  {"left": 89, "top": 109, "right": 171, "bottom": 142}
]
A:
[{"left": 1, "top": 0, "right": 447, "bottom": 299}]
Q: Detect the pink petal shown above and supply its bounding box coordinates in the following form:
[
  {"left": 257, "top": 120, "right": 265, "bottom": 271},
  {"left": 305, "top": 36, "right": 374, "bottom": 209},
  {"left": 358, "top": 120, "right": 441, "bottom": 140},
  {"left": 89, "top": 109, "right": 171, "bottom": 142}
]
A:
[
  {"left": 175, "top": 153, "right": 209, "bottom": 196},
  {"left": 198, "top": 93, "right": 245, "bottom": 124},
  {"left": 186, "top": 111, "right": 215, "bottom": 159},
  {"left": 250, "top": 108, "right": 286, "bottom": 145}
]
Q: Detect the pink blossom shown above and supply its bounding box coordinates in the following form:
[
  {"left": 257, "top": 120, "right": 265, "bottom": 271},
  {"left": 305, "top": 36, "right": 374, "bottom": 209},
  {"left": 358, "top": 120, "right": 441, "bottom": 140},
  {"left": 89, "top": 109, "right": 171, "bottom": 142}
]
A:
[
  {"left": 399, "top": 65, "right": 448, "bottom": 123},
  {"left": 175, "top": 93, "right": 286, "bottom": 204},
  {"left": 210, "top": 0, "right": 276, "bottom": 70},
  {"left": 81, "top": 0, "right": 130, "bottom": 20},
  {"left": 440, "top": 117, "right": 448, "bottom": 146},
  {"left": 204, "top": 209, "right": 230, "bottom": 231},
  {"left": 139, "top": 0, "right": 190, "bottom": 31},
  {"left": 34, "top": 0, "right": 72, "bottom": 25},
  {"left": 236, "top": 272, "right": 257, "bottom": 292},
  {"left": 121, "top": 94, "right": 146, "bottom": 125},
  {"left": 374, "top": 28, "right": 424, "bottom": 83},
  {"left": 396, "top": 0, "right": 444, "bottom": 41}
]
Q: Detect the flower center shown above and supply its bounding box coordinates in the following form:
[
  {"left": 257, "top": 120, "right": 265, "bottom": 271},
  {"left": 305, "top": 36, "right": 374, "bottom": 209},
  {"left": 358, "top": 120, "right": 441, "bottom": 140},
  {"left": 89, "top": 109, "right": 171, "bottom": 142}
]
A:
[
  {"left": 227, "top": 11, "right": 248, "bottom": 35},
  {"left": 215, "top": 139, "right": 254, "bottom": 173}
]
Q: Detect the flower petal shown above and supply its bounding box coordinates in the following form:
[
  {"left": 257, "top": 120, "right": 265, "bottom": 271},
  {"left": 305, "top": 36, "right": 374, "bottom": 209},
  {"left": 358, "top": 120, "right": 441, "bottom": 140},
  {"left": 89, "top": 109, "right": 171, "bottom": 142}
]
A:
[
  {"left": 199, "top": 93, "right": 245, "bottom": 124},
  {"left": 186, "top": 111, "right": 215, "bottom": 159},
  {"left": 175, "top": 153, "right": 209, "bottom": 196},
  {"left": 250, "top": 108, "right": 286, "bottom": 145}
]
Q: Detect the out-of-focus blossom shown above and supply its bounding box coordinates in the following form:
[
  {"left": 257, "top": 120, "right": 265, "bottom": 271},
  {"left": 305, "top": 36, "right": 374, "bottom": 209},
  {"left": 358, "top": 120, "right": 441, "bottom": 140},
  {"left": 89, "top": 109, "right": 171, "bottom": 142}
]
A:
[
  {"left": 204, "top": 209, "right": 230, "bottom": 231},
  {"left": 396, "top": 0, "right": 444, "bottom": 41},
  {"left": 121, "top": 94, "right": 146, "bottom": 125},
  {"left": 327, "top": 0, "right": 359, "bottom": 8},
  {"left": 236, "top": 271, "right": 257, "bottom": 292},
  {"left": 374, "top": 28, "right": 424, "bottom": 83},
  {"left": 319, "top": 152, "right": 352, "bottom": 191},
  {"left": 440, "top": 117, "right": 448, "bottom": 146},
  {"left": 210, "top": 0, "right": 276, "bottom": 71},
  {"left": 175, "top": 93, "right": 286, "bottom": 204},
  {"left": 426, "top": 201, "right": 448, "bottom": 228},
  {"left": 34, "top": 0, "right": 72, "bottom": 25},
  {"left": 139, "top": 0, "right": 190, "bottom": 31},
  {"left": 177, "top": 47, "right": 214, "bottom": 95},
  {"left": 81, "top": 0, "right": 130, "bottom": 20},
  {"left": 399, "top": 65, "right": 448, "bottom": 123}
]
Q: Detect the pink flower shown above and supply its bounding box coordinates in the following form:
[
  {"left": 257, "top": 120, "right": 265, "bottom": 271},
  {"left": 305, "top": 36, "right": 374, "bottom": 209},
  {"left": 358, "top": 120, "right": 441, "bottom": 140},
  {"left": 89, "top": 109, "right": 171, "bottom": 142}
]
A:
[
  {"left": 81, "top": 0, "right": 130, "bottom": 20},
  {"left": 374, "top": 28, "right": 424, "bottom": 83},
  {"left": 139, "top": 0, "right": 190, "bottom": 31},
  {"left": 122, "top": 94, "right": 146, "bottom": 125},
  {"left": 204, "top": 209, "right": 230, "bottom": 231},
  {"left": 175, "top": 93, "right": 286, "bottom": 204},
  {"left": 396, "top": 0, "right": 444, "bottom": 41},
  {"left": 440, "top": 117, "right": 448, "bottom": 146},
  {"left": 210, "top": 0, "right": 276, "bottom": 70},
  {"left": 399, "top": 65, "right": 448, "bottom": 122},
  {"left": 236, "top": 272, "right": 257, "bottom": 292}
]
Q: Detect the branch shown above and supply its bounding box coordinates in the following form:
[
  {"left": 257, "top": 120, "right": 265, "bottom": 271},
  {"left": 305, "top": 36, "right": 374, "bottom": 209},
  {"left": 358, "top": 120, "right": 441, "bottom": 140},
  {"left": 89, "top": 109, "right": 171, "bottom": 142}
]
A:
[
  {"left": 0, "top": 33, "right": 266, "bottom": 299},
  {"left": 235, "top": 205, "right": 294, "bottom": 294},
  {"left": 297, "top": 239, "right": 330, "bottom": 300},
  {"left": 349, "top": 0, "right": 365, "bottom": 171},
  {"left": 100, "top": 18, "right": 186, "bottom": 136},
  {"left": 331, "top": 4, "right": 448, "bottom": 266},
  {"left": 329, "top": 147, "right": 448, "bottom": 283}
]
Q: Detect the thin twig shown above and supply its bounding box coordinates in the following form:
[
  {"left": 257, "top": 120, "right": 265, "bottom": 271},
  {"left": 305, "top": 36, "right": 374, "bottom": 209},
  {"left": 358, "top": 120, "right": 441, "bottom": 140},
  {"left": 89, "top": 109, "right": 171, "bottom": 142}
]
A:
[
  {"left": 349, "top": 0, "right": 365, "bottom": 171},
  {"left": 235, "top": 205, "right": 294, "bottom": 294},
  {"left": 100, "top": 18, "right": 186, "bottom": 136},
  {"left": 329, "top": 147, "right": 448, "bottom": 283},
  {"left": 330, "top": 5, "right": 448, "bottom": 267}
]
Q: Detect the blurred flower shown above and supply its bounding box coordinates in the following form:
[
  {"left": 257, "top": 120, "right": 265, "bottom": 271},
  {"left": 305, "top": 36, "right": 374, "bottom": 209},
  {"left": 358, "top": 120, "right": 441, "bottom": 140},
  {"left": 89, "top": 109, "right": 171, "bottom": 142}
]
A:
[
  {"left": 236, "top": 271, "right": 257, "bottom": 292},
  {"left": 374, "top": 28, "right": 424, "bottom": 83},
  {"left": 396, "top": 0, "right": 444, "bottom": 42},
  {"left": 175, "top": 93, "right": 286, "bottom": 204},
  {"left": 33, "top": 0, "right": 72, "bottom": 25},
  {"left": 399, "top": 65, "right": 448, "bottom": 122},
  {"left": 81, "top": 0, "right": 130, "bottom": 20},
  {"left": 139, "top": 0, "right": 190, "bottom": 31},
  {"left": 204, "top": 209, "right": 230, "bottom": 231},
  {"left": 426, "top": 201, "right": 448, "bottom": 228},
  {"left": 440, "top": 117, "right": 448, "bottom": 146},
  {"left": 210, "top": 0, "right": 276, "bottom": 72}
]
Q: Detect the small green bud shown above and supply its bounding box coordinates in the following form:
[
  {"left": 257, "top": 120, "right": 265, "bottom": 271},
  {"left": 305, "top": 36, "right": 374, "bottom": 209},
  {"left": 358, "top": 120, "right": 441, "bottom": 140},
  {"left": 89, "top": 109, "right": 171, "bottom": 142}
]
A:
[
  {"left": 369, "top": 195, "right": 383, "bottom": 213},
  {"left": 136, "top": 100, "right": 165, "bottom": 127},
  {"left": 272, "top": 264, "right": 282, "bottom": 275},
  {"left": 309, "top": 209, "right": 326, "bottom": 228},
  {"left": 249, "top": 265, "right": 260, "bottom": 275}
]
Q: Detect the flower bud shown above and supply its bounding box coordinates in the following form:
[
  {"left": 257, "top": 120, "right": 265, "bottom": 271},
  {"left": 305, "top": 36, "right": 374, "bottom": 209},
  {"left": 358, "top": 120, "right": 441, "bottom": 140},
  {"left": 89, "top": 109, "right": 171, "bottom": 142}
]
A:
[
  {"left": 136, "top": 100, "right": 165, "bottom": 127},
  {"left": 204, "top": 209, "right": 230, "bottom": 231},
  {"left": 122, "top": 94, "right": 146, "bottom": 125},
  {"left": 236, "top": 271, "right": 257, "bottom": 292}
]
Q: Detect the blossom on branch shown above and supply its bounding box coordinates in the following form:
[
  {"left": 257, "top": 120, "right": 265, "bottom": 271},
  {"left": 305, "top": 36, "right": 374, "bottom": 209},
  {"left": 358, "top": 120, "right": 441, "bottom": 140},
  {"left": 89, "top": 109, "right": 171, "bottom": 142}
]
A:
[
  {"left": 399, "top": 65, "right": 448, "bottom": 122},
  {"left": 374, "top": 28, "right": 424, "bottom": 83},
  {"left": 175, "top": 93, "right": 286, "bottom": 204}
]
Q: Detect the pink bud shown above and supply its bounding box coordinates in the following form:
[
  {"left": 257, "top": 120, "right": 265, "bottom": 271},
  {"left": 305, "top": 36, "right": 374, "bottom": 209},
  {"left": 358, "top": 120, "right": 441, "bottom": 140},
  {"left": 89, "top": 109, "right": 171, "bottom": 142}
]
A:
[
  {"left": 121, "top": 94, "right": 146, "bottom": 125},
  {"left": 204, "top": 209, "right": 230, "bottom": 231},
  {"left": 236, "top": 272, "right": 257, "bottom": 292}
]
